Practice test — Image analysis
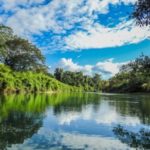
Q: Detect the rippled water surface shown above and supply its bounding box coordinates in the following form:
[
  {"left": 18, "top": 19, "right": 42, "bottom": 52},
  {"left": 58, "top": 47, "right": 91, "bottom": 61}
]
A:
[{"left": 0, "top": 93, "right": 150, "bottom": 150}]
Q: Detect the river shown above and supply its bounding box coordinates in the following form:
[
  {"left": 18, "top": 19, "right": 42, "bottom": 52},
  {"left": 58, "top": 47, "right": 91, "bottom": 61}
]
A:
[{"left": 0, "top": 93, "right": 150, "bottom": 150}]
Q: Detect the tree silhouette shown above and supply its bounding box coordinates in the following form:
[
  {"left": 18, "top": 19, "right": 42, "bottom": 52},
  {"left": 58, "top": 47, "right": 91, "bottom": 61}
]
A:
[{"left": 133, "top": 0, "right": 150, "bottom": 26}]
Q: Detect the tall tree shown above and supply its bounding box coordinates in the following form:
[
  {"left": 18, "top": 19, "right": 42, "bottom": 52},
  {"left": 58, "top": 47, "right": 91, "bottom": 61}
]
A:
[
  {"left": 4, "top": 38, "right": 45, "bottom": 71},
  {"left": 0, "top": 25, "right": 46, "bottom": 72},
  {"left": 121, "top": 54, "right": 150, "bottom": 74},
  {"left": 0, "top": 25, "right": 14, "bottom": 62},
  {"left": 54, "top": 68, "right": 64, "bottom": 81},
  {"left": 93, "top": 73, "right": 102, "bottom": 91}
]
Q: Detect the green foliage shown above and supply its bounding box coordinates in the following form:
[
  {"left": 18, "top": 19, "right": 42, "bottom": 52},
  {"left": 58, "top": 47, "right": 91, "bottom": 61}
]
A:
[
  {"left": 54, "top": 68, "right": 102, "bottom": 92},
  {"left": 103, "top": 55, "right": 150, "bottom": 93},
  {"left": 0, "top": 25, "right": 47, "bottom": 72},
  {"left": 0, "top": 64, "right": 82, "bottom": 93},
  {"left": 54, "top": 68, "right": 64, "bottom": 81}
]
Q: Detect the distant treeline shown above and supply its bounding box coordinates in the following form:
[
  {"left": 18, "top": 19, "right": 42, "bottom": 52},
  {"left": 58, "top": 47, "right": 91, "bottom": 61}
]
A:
[
  {"left": 54, "top": 68, "right": 102, "bottom": 92},
  {"left": 54, "top": 55, "right": 150, "bottom": 93},
  {"left": 102, "top": 54, "right": 150, "bottom": 93}
]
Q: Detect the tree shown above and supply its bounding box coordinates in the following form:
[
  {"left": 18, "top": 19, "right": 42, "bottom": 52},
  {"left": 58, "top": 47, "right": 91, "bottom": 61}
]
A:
[
  {"left": 0, "top": 25, "right": 46, "bottom": 72},
  {"left": 4, "top": 38, "right": 45, "bottom": 71},
  {"left": 121, "top": 54, "right": 150, "bottom": 74},
  {"left": 92, "top": 73, "right": 102, "bottom": 91},
  {"left": 54, "top": 68, "right": 64, "bottom": 81},
  {"left": 0, "top": 25, "right": 14, "bottom": 62},
  {"left": 133, "top": 0, "right": 150, "bottom": 26},
  {"left": 104, "top": 55, "right": 150, "bottom": 93},
  {"left": 54, "top": 68, "right": 102, "bottom": 91}
]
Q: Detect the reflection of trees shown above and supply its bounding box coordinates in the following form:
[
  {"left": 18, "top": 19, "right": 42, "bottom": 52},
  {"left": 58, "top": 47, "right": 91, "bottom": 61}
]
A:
[
  {"left": 113, "top": 125, "right": 150, "bottom": 149},
  {"left": 0, "top": 111, "right": 42, "bottom": 150},
  {"left": 0, "top": 93, "right": 150, "bottom": 149},
  {"left": 53, "top": 93, "right": 101, "bottom": 115},
  {"left": 139, "top": 99, "right": 150, "bottom": 125},
  {"left": 102, "top": 94, "right": 150, "bottom": 125},
  {"left": 1, "top": 93, "right": 150, "bottom": 125},
  {"left": 0, "top": 93, "right": 101, "bottom": 118},
  {"left": 0, "top": 93, "right": 101, "bottom": 149}
]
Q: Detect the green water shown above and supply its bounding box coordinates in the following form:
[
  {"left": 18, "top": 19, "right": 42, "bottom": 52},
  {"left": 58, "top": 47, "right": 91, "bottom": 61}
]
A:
[{"left": 0, "top": 93, "right": 150, "bottom": 150}]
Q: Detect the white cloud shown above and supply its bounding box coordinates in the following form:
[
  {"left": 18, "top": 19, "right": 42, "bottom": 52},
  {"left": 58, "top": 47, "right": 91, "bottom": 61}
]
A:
[
  {"left": 58, "top": 58, "right": 83, "bottom": 72},
  {"left": 55, "top": 58, "right": 127, "bottom": 78},
  {"left": 54, "top": 101, "right": 140, "bottom": 126},
  {"left": 4, "top": 2, "right": 63, "bottom": 36},
  {"left": 0, "top": 0, "right": 147, "bottom": 52},
  {"left": 57, "top": 111, "right": 80, "bottom": 125},
  {"left": 10, "top": 130, "right": 134, "bottom": 150},
  {"left": 93, "top": 58, "right": 127, "bottom": 76},
  {"left": 65, "top": 20, "right": 150, "bottom": 50},
  {"left": 85, "top": 0, "right": 137, "bottom": 15},
  {"left": 60, "top": 132, "right": 134, "bottom": 150},
  {"left": 0, "top": 0, "right": 45, "bottom": 10}
]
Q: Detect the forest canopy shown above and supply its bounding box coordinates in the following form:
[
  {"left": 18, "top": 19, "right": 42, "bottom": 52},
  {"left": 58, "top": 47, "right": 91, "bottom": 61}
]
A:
[{"left": 54, "top": 68, "right": 102, "bottom": 92}]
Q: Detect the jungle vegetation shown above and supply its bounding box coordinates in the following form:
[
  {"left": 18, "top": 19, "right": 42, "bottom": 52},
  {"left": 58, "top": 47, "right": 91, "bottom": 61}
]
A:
[
  {"left": 0, "top": 64, "right": 81, "bottom": 93},
  {"left": 0, "top": 0, "right": 150, "bottom": 94},
  {"left": 54, "top": 69, "right": 102, "bottom": 92},
  {"left": 102, "top": 55, "right": 150, "bottom": 93},
  {"left": 54, "top": 55, "right": 150, "bottom": 93},
  {"left": 0, "top": 25, "right": 47, "bottom": 72},
  {"left": 0, "top": 23, "right": 102, "bottom": 93},
  {"left": 0, "top": 25, "right": 82, "bottom": 93}
]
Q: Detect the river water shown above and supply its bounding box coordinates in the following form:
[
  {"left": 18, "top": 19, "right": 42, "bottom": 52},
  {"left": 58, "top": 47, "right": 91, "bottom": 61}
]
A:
[{"left": 0, "top": 93, "right": 150, "bottom": 150}]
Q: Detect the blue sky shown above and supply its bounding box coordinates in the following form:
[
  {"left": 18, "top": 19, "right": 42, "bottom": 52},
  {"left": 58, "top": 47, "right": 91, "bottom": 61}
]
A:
[{"left": 0, "top": 0, "right": 149, "bottom": 78}]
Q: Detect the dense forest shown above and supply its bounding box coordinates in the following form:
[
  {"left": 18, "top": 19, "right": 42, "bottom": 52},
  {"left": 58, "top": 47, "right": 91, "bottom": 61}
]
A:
[{"left": 54, "top": 69, "right": 102, "bottom": 92}]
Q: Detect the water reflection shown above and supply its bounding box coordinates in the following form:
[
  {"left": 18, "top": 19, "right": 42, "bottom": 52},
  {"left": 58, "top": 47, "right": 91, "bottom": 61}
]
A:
[
  {"left": 0, "top": 112, "right": 42, "bottom": 150},
  {"left": 113, "top": 125, "right": 150, "bottom": 149},
  {"left": 0, "top": 93, "right": 150, "bottom": 149}
]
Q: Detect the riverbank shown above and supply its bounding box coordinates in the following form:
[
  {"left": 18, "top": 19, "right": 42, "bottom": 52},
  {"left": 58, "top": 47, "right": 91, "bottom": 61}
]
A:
[{"left": 0, "top": 64, "right": 82, "bottom": 94}]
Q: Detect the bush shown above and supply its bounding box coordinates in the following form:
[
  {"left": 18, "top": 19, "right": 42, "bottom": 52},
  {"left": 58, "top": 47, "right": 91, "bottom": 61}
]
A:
[{"left": 0, "top": 64, "right": 82, "bottom": 93}]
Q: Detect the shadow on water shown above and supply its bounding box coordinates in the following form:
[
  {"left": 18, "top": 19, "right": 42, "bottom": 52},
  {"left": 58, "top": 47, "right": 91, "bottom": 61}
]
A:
[{"left": 113, "top": 125, "right": 150, "bottom": 149}]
